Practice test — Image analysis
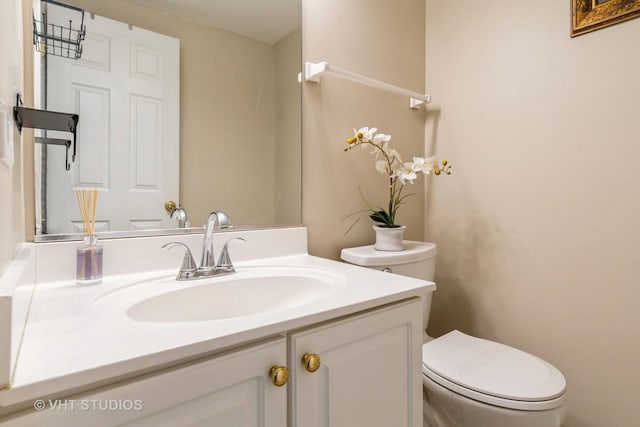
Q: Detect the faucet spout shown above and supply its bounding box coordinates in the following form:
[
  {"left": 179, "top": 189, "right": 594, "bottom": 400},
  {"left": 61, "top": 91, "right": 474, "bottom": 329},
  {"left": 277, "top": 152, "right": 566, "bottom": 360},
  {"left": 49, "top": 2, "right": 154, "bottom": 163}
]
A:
[
  {"left": 200, "top": 210, "right": 233, "bottom": 270},
  {"left": 170, "top": 207, "right": 190, "bottom": 228}
]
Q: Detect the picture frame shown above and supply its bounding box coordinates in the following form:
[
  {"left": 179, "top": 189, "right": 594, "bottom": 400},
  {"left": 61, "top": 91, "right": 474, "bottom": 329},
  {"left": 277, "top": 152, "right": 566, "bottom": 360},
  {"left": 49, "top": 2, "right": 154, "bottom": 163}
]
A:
[{"left": 571, "top": 0, "right": 640, "bottom": 37}]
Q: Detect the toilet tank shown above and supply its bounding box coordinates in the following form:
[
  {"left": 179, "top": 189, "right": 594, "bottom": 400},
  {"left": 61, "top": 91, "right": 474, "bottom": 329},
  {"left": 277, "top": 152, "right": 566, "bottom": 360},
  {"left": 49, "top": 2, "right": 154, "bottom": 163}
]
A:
[{"left": 340, "top": 241, "right": 437, "bottom": 336}]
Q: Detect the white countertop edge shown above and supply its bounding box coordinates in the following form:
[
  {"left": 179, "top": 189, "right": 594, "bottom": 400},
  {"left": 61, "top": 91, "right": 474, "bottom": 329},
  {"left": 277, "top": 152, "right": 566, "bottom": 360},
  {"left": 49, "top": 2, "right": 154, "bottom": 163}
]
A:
[{"left": 0, "top": 244, "right": 36, "bottom": 390}]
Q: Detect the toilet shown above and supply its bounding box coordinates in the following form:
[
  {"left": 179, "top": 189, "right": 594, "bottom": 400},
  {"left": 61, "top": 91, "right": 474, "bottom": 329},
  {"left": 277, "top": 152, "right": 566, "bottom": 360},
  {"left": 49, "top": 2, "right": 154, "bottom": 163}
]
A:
[{"left": 340, "top": 241, "right": 567, "bottom": 427}]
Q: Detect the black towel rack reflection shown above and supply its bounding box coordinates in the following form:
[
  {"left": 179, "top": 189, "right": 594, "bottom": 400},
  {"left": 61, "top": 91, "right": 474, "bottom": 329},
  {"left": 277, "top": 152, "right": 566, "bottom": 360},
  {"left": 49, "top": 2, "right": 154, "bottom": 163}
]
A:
[{"left": 13, "top": 93, "right": 79, "bottom": 171}]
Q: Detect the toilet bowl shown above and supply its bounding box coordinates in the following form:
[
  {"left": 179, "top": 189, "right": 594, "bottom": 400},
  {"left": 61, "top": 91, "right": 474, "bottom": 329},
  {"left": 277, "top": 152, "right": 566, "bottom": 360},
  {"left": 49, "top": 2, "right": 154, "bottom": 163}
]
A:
[
  {"left": 422, "top": 330, "right": 566, "bottom": 427},
  {"left": 340, "top": 241, "right": 567, "bottom": 427}
]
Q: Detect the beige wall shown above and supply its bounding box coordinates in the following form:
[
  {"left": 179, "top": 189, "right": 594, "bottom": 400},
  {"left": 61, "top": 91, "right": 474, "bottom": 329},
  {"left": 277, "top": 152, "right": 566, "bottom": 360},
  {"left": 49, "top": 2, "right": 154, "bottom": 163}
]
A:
[
  {"left": 274, "top": 29, "right": 302, "bottom": 225},
  {"left": 426, "top": 1, "right": 640, "bottom": 426},
  {"left": 0, "top": 0, "right": 25, "bottom": 276},
  {"left": 302, "top": 0, "right": 427, "bottom": 260}
]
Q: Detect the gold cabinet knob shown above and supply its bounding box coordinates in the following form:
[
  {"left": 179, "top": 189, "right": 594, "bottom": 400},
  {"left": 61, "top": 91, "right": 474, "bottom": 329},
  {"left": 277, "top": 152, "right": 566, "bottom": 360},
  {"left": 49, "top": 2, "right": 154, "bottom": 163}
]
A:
[
  {"left": 269, "top": 365, "right": 289, "bottom": 387},
  {"left": 301, "top": 353, "right": 321, "bottom": 373},
  {"left": 164, "top": 200, "right": 177, "bottom": 213}
]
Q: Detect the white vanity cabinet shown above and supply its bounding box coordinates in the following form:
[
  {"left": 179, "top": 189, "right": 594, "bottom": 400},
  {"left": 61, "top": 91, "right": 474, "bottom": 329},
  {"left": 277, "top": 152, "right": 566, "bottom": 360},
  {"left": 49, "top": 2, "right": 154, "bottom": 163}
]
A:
[
  {"left": 290, "top": 298, "right": 423, "bottom": 427},
  {"left": 3, "top": 298, "right": 422, "bottom": 427}
]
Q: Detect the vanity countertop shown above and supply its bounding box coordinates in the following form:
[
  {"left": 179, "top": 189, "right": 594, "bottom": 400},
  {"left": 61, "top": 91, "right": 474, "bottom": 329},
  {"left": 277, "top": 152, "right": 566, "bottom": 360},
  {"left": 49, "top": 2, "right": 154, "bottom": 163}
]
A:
[{"left": 0, "top": 232, "right": 433, "bottom": 410}]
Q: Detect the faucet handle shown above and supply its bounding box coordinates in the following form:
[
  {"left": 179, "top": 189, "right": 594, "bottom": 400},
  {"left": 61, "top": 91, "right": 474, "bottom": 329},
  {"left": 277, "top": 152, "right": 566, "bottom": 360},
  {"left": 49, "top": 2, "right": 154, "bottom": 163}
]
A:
[
  {"left": 162, "top": 242, "right": 197, "bottom": 280},
  {"left": 216, "top": 237, "right": 246, "bottom": 271}
]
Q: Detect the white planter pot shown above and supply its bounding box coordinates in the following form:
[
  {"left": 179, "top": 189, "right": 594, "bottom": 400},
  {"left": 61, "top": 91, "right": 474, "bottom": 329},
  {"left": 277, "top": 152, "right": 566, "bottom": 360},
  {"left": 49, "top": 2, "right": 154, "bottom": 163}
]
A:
[{"left": 373, "top": 225, "right": 406, "bottom": 251}]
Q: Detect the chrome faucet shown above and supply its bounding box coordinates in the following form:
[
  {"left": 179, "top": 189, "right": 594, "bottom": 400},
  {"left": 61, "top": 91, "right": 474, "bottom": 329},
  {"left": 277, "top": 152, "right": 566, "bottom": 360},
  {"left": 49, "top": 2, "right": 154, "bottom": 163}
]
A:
[
  {"left": 163, "top": 210, "right": 244, "bottom": 281},
  {"left": 170, "top": 207, "right": 190, "bottom": 228}
]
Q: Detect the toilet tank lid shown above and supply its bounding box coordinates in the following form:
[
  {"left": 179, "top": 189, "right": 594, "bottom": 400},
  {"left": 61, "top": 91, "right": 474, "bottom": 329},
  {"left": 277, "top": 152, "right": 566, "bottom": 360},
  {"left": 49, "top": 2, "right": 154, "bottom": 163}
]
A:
[{"left": 340, "top": 240, "right": 437, "bottom": 267}]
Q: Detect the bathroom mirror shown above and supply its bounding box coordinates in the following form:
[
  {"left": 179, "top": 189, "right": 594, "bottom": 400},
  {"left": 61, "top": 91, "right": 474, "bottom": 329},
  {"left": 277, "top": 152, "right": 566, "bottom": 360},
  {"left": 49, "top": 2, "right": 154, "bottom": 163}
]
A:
[{"left": 32, "top": 0, "right": 302, "bottom": 239}]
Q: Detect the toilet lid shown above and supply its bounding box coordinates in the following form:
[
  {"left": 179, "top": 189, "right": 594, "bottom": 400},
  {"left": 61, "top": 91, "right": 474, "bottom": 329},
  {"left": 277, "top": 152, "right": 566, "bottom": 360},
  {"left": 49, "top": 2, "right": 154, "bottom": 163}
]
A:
[{"left": 422, "top": 330, "right": 566, "bottom": 410}]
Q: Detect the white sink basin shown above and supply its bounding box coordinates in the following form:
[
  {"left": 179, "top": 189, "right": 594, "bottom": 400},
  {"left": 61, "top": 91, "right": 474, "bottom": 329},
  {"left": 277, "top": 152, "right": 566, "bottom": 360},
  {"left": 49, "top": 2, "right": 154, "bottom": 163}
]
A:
[{"left": 93, "top": 266, "right": 346, "bottom": 322}]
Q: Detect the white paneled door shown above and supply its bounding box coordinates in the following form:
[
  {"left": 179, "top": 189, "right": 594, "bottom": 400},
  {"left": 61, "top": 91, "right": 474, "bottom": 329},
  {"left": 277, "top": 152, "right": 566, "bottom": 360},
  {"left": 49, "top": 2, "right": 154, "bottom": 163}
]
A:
[{"left": 46, "top": 9, "right": 179, "bottom": 234}]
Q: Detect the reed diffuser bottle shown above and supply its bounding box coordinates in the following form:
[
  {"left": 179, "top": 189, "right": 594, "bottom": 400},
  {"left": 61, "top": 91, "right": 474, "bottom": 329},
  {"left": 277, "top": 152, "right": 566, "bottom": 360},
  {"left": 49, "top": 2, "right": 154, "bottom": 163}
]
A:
[{"left": 75, "top": 188, "right": 103, "bottom": 285}]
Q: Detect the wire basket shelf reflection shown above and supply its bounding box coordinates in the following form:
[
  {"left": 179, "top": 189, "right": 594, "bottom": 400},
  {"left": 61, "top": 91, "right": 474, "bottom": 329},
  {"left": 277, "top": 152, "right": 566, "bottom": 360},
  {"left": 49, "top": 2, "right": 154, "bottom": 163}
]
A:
[{"left": 33, "top": 0, "right": 86, "bottom": 60}]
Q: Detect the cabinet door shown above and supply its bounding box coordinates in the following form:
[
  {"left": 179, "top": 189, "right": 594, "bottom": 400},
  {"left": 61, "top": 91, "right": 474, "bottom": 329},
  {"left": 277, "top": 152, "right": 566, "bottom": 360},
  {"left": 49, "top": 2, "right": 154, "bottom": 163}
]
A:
[
  {"left": 2, "top": 338, "right": 287, "bottom": 427},
  {"left": 290, "top": 299, "right": 423, "bottom": 427}
]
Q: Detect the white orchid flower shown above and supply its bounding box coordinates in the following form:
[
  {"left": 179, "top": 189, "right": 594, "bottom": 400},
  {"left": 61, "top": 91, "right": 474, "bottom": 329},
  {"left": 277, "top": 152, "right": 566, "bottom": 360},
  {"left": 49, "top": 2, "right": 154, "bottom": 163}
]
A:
[
  {"left": 354, "top": 127, "right": 377, "bottom": 142},
  {"left": 386, "top": 148, "right": 402, "bottom": 166},
  {"left": 375, "top": 160, "right": 390, "bottom": 175},
  {"left": 411, "top": 156, "right": 437, "bottom": 174},
  {"left": 373, "top": 133, "right": 391, "bottom": 146},
  {"left": 395, "top": 162, "right": 418, "bottom": 185},
  {"left": 370, "top": 133, "right": 392, "bottom": 155}
]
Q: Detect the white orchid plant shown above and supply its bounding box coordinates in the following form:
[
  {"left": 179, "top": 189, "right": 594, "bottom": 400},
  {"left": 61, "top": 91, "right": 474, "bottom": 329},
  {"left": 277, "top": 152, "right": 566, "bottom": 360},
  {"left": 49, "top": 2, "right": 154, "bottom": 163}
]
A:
[{"left": 344, "top": 126, "right": 451, "bottom": 230}]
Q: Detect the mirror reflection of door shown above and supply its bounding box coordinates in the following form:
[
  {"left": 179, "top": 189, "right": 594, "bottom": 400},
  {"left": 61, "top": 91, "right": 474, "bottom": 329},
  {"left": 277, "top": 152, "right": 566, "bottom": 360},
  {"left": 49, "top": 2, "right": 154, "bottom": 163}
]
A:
[{"left": 41, "top": 5, "right": 179, "bottom": 234}]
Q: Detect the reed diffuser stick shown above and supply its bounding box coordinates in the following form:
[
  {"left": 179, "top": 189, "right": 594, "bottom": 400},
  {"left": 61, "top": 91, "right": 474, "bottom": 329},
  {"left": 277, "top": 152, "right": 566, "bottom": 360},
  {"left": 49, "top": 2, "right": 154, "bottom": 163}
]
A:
[{"left": 75, "top": 188, "right": 99, "bottom": 236}]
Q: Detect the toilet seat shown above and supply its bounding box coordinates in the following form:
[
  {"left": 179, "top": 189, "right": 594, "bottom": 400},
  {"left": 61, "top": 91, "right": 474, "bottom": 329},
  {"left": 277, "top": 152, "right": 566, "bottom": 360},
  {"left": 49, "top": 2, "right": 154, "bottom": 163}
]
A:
[{"left": 422, "top": 330, "right": 567, "bottom": 411}]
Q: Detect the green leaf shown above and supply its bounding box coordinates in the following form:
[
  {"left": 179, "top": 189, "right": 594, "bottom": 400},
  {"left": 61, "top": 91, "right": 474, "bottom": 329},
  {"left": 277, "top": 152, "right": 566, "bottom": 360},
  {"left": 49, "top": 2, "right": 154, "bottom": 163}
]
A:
[
  {"left": 343, "top": 216, "right": 364, "bottom": 236},
  {"left": 370, "top": 210, "right": 391, "bottom": 226}
]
